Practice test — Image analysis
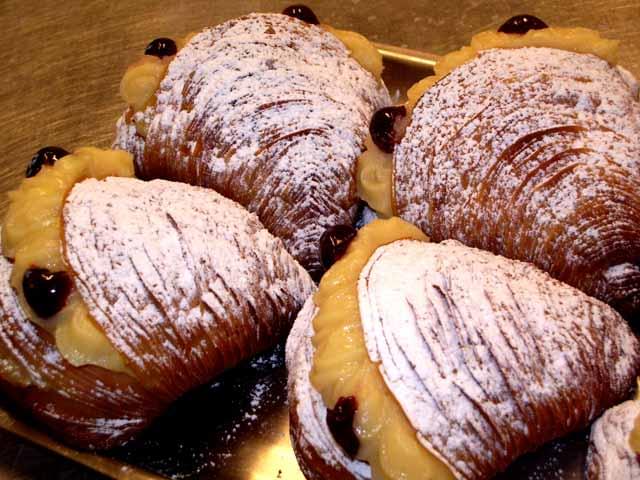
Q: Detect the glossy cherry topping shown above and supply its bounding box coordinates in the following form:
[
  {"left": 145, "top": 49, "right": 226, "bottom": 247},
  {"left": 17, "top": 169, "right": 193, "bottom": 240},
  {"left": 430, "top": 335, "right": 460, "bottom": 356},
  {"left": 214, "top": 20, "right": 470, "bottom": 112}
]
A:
[
  {"left": 326, "top": 396, "right": 359, "bottom": 458},
  {"left": 144, "top": 37, "right": 178, "bottom": 58},
  {"left": 282, "top": 4, "right": 320, "bottom": 25},
  {"left": 369, "top": 105, "right": 407, "bottom": 153},
  {"left": 26, "top": 146, "right": 69, "bottom": 178},
  {"left": 23, "top": 268, "right": 73, "bottom": 318},
  {"left": 498, "top": 14, "right": 548, "bottom": 34},
  {"left": 320, "top": 225, "right": 357, "bottom": 271}
]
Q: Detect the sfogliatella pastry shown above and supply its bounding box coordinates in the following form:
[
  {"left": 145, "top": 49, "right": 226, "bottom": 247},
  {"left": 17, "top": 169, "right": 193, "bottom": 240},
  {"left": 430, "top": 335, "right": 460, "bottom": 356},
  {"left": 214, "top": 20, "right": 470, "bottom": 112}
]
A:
[
  {"left": 113, "top": 10, "right": 390, "bottom": 279},
  {"left": 0, "top": 147, "right": 314, "bottom": 449},
  {"left": 287, "top": 217, "right": 640, "bottom": 480},
  {"left": 586, "top": 384, "right": 640, "bottom": 479},
  {"left": 357, "top": 16, "right": 640, "bottom": 322}
]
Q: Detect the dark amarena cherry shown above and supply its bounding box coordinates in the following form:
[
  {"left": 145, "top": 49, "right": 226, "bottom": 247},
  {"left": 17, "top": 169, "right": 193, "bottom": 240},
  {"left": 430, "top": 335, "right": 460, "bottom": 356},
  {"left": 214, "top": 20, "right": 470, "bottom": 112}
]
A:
[
  {"left": 144, "top": 37, "right": 178, "bottom": 58},
  {"left": 282, "top": 4, "right": 320, "bottom": 25},
  {"left": 320, "top": 225, "right": 357, "bottom": 270},
  {"left": 23, "top": 268, "right": 73, "bottom": 318},
  {"left": 369, "top": 105, "right": 407, "bottom": 153},
  {"left": 26, "top": 146, "right": 69, "bottom": 178},
  {"left": 326, "top": 396, "right": 359, "bottom": 458},
  {"left": 498, "top": 14, "right": 548, "bottom": 34}
]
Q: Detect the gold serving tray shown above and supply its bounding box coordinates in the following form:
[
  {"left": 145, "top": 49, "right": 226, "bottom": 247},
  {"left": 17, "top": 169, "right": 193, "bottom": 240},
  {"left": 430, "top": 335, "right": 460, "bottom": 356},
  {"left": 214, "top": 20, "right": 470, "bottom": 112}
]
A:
[{"left": 0, "top": 44, "right": 590, "bottom": 480}]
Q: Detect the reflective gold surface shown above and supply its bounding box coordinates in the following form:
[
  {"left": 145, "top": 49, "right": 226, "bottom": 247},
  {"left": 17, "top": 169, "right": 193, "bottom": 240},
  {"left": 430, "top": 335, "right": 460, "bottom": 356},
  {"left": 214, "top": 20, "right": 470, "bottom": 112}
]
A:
[{"left": 1, "top": 1, "right": 639, "bottom": 479}]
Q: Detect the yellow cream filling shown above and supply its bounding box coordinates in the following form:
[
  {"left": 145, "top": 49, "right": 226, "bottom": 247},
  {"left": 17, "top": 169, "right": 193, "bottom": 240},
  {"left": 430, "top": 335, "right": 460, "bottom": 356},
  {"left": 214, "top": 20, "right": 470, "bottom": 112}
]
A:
[
  {"left": 628, "top": 379, "right": 640, "bottom": 453},
  {"left": 310, "top": 218, "right": 455, "bottom": 480},
  {"left": 630, "top": 413, "right": 640, "bottom": 454},
  {"left": 2, "top": 147, "right": 135, "bottom": 375},
  {"left": 120, "top": 56, "right": 170, "bottom": 113},
  {"left": 120, "top": 33, "right": 195, "bottom": 137},
  {"left": 323, "top": 25, "right": 383, "bottom": 80},
  {"left": 358, "top": 26, "right": 620, "bottom": 217},
  {"left": 407, "top": 27, "right": 619, "bottom": 111},
  {"left": 356, "top": 136, "right": 394, "bottom": 218}
]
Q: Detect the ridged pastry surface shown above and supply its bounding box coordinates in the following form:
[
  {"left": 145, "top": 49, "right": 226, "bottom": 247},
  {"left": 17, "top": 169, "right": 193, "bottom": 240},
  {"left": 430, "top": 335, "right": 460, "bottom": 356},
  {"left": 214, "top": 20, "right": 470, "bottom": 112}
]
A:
[
  {"left": 394, "top": 47, "right": 640, "bottom": 320},
  {"left": 114, "top": 13, "right": 390, "bottom": 278},
  {"left": 64, "top": 177, "right": 315, "bottom": 399},
  {"left": 0, "top": 176, "right": 314, "bottom": 449},
  {"left": 0, "top": 236, "right": 156, "bottom": 449},
  {"left": 358, "top": 239, "right": 640, "bottom": 479},
  {"left": 587, "top": 400, "right": 640, "bottom": 480}
]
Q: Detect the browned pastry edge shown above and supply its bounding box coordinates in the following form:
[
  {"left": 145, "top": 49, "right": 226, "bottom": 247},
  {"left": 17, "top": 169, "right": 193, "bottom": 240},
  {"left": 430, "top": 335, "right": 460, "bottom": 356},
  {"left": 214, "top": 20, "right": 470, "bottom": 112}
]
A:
[
  {"left": 114, "top": 13, "right": 390, "bottom": 280},
  {"left": 289, "top": 394, "right": 358, "bottom": 480},
  {"left": 585, "top": 398, "right": 640, "bottom": 480},
  {"left": 0, "top": 177, "right": 315, "bottom": 450},
  {"left": 392, "top": 46, "right": 640, "bottom": 324},
  {"left": 0, "top": 321, "right": 162, "bottom": 451},
  {"left": 0, "top": 293, "right": 299, "bottom": 450},
  {"left": 0, "top": 373, "right": 160, "bottom": 450}
]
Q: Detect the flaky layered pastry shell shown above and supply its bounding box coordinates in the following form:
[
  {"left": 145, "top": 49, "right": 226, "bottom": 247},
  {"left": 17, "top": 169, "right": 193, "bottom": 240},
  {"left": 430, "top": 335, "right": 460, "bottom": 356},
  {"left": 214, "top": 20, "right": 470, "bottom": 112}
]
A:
[
  {"left": 0, "top": 177, "right": 315, "bottom": 448},
  {"left": 287, "top": 224, "right": 640, "bottom": 479},
  {"left": 114, "top": 13, "right": 391, "bottom": 278},
  {"left": 393, "top": 46, "right": 640, "bottom": 322}
]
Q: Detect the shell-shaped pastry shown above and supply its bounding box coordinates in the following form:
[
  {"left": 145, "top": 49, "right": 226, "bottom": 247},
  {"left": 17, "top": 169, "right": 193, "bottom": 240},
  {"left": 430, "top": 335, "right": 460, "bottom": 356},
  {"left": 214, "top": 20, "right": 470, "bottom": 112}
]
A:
[
  {"left": 114, "top": 13, "right": 391, "bottom": 278},
  {"left": 393, "top": 47, "right": 640, "bottom": 322},
  {"left": 0, "top": 177, "right": 314, "bottom": 448},
  {"left": 586, "top": 399, "right": 640, "bottom": 480},
  {"left": 360, "top": 239, "right": 639, "bottom": 479},
  {"left": 287, "top": 220, "right": 640, "bottom": 480}
]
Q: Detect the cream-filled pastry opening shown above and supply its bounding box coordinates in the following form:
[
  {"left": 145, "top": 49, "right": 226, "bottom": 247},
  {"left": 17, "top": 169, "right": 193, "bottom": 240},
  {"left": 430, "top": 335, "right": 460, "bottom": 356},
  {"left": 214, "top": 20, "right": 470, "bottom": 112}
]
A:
[
  {"left": 310, "top": 217, "right": 455, "bottom": 480},
  {"left": 357, "top": 25, "right": 620, "bottom": 218},
  {"left": 356, "top": 136, "right": 394, "bottom": 218},
  {"left": 120, "top": 34, "right": 195, "bottom": 136},
  {"left": 2, "top": 147, "right": 135, "bottom": 374}
]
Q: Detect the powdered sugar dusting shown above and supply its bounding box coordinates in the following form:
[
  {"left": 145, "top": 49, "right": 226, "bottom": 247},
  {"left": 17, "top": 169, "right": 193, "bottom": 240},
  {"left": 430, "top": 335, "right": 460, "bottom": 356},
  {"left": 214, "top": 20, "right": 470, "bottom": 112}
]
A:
[
  {"left": 394, "top": 47, "right": 640, "bottom": 318},
  {"left": 586, "top": 399, "right": 640, "bottom": 480},
  {"left": 114, "top": 13, "right": 390, "bottom": 276},
  {"left": 0, "top": 176, "right": 314, "bottom": 448},
  {"left": 64, "top": 177, "right": 314, "bottom": 401},
  {"left": 358, "top": 239, "right": 640, "bottom": 479}
]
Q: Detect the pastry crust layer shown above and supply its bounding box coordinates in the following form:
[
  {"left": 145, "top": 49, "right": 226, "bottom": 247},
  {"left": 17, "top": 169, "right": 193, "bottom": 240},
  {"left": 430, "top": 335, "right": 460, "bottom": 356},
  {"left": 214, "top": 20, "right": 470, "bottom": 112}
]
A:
[
  {"left": 0, "top": 175, "right": 315, "bottom": 448},
  {"left": 360, "top": 238, "right": 640, "bottom": 479},
  {"left": 587, "top": 399, "right": 640, "bottom": 480},
  {"left": 393, "top": 45, "right": 640, "bottom": 321},
  {"left": 64, "top": 177, "right": 315, "bottom": 396},
  {"left": 121, "top": 19, "right": 383, "bottom": 119},
  {"left": 289, "top": 218, "right": 640, "bottom": 480},
  {"left": 114, "top": 13, "right": 390, "bottom": 277}
]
